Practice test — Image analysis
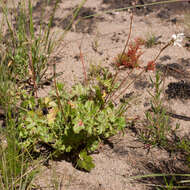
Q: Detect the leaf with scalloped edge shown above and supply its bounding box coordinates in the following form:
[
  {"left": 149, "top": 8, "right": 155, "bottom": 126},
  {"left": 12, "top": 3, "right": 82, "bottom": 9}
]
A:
[{"left": 77, "top": 151, "right": 95, "bottom": 171}]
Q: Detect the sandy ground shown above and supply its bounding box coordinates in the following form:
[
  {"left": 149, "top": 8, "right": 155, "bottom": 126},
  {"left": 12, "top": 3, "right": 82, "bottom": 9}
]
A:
[
  {"left": 1, "top": 0, "right": 190, "bottom": 189},
  {"left": 33, "top": 1, "right": 190, "bottom": 189}
]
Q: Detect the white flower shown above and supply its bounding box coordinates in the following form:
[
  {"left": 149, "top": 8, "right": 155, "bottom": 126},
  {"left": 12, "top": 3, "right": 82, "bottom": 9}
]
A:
[{"left": 171, "top": 33, "right": 184, "bottom": 47}]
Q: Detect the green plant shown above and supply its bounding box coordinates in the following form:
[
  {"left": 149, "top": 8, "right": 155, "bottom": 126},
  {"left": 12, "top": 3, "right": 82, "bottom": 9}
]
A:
[
  {"left": 88, "top": 64, "right": 118, "bottom": 95},
  {"left": 16, "top": 82, "right": 126, "bottom": 171},
  {"left": 130, "top": 173, "right": 190, "bottom": 190},
  {"left": 91, "top": 31, "right": 101, "bottom": 53},
  {"left": 142, "top": 71, "right": 174, "bottom": 146},
  {"left": 49, "top": 167, "right": 64, "bottom": 190},
  {"left": 145, "top": 33, "right": 158, "bottom": 48},
  {"left": 184, "top": 12, "right": 190, "bottom": 30},
  {"left": 0, "top": 42, "right": 39, "bottom": 190},
  {"left": 0, "top": 0, "right": 59, "bottom": 93},
  {"left": 0, "top": 112, "right": 38, "bottom": 190},
  {"left": 0, "top": 64, "right": 16, "bottom": 110},
  {"left": 177, "top": 139, "right": 190, "bottom": 168}
]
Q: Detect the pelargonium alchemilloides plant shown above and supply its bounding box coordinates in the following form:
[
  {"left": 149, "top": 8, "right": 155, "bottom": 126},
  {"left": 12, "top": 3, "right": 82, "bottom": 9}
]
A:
[{"left": 16, "top": 82, "right": 127, "bottom": 171}]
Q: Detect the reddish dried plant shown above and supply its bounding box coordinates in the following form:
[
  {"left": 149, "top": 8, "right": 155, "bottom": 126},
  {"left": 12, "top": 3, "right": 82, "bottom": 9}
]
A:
[
  {"left": 115, "top": 38, "right": 144, "bottom": 69},
  {"left": 145, "top": 61, "right": 155, "bottom": 72}
]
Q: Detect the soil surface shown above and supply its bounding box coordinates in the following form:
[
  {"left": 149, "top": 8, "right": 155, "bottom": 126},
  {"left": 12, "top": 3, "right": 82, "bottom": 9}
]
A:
[{"left": 2, "top": 0, "right": 190, "bottom": 189}]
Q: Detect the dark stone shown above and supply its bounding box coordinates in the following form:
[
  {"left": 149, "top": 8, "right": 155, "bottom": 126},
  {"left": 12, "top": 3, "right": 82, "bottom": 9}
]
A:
[
  {"left": 180, "top": 58, "right": 190, "bottom": 67},
  {"left": 157, "top": 9, "right": 170, "bottom": 19},
  {"left": 166, "top": 81, "right": 190, "bottom": 99},
  {"left": 134, "top": 80, "right": 150, "bottom": 89},
  {"left": 159, "top": 55, "right": 171, "bottom": 62},
  {"left": 144, "top": 102, "right": 150, "bottom": 107},
  {"left": 156, "top": 63, "right": 190, "bottom": 80},
  {"left": 171, "top": 18, "right": 177, "bottom": 24}
]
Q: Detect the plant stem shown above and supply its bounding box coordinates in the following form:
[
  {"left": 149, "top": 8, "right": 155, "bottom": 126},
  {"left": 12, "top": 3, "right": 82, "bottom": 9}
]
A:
[
  {"left": 53, "top": 64, "right": 66, "bottom": 122},
  {"left": 105, "top": 11, "right": 133, "bottom": 103},
  {"left": 114, "top": 69, "right": 144, "bottom": 101},
  {"left": 113, "top": 40, "right": 173, "bottom": 101},
  {"left": 79, "top": 41, "right": 87, "bottom": 85},
  {"left": 28, "top": 49, "right": 37, "bottom": 97},
  {"left": 106, "top": 69, "right": 133, "bottom": 104},
  {"left": 120, "top": 12, "right": 133, "bottom": 61},
  {"left": 153, "top": 41, "right": 172, "bottom": 63}
]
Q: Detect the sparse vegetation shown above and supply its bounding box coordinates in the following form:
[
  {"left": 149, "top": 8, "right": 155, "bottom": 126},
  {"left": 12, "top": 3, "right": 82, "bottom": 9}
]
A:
[
  {"left": 0, "top": 0, "right": 190, "bottom": 189},
  {"left": 0, "top": 0, "right": 59, "bottom": 89},
  {"left": 145, "top": 32, "right": 159, "bottom": 48},
  {"left": 141, "top": 71, "right": 173, "bottom": 146}
]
